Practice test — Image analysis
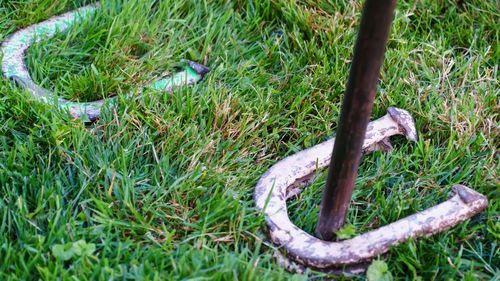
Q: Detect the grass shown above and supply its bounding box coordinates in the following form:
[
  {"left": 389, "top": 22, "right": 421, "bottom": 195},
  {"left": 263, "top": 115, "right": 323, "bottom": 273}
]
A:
[{"left": 0, "top": 0, "right": 498, "bottom": 279}]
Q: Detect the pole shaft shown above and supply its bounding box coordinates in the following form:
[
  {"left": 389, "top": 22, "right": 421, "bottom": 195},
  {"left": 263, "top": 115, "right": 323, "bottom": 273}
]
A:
[{"left": 315, "top": 0, "right": 397, "bottom": 240}]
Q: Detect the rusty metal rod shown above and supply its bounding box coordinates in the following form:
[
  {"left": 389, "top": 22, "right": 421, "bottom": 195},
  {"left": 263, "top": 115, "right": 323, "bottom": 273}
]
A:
[{"left": 315, "top": 0, "right": 397, "bottom": 240}]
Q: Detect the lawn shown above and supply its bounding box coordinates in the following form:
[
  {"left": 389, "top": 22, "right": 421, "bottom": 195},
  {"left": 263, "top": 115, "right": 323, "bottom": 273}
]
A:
[{"left": 0, "top": 0, "right": 498, "bottom": 280}]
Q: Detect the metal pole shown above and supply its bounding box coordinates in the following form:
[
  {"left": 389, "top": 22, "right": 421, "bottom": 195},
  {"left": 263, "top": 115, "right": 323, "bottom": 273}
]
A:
[{"left": 315, "top": 0, "right": 397, "bottom": 240}]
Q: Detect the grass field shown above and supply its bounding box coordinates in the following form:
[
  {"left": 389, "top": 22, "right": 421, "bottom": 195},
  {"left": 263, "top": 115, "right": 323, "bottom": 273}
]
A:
[{"left": 0, "top": 0, "right": 498, "bottom": 280}]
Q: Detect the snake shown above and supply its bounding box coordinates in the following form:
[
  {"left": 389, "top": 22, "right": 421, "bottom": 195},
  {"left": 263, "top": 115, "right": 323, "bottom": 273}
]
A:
[{"left": 1, "top": 3, "right": 209, "bottom": 122}]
